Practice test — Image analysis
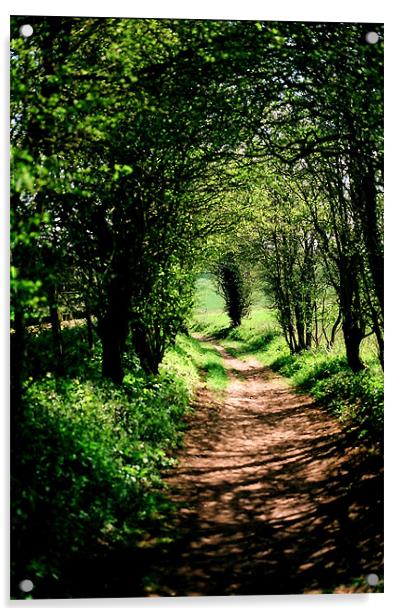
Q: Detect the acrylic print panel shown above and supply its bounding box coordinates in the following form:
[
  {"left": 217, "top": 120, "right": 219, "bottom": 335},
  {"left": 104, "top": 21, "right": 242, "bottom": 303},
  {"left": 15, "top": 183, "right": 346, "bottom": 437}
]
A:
[{"left": 10, "top": 15, "right": 383, "bottom": 599}]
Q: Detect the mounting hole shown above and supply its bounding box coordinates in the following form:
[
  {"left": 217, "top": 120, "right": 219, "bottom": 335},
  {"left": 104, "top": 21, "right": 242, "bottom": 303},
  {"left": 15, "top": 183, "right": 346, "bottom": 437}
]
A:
[
  {"left": 19, "top": 24, "right": 34, "bottom": 38},
  {"left": 366, "top": 573, "right": 379, "bottom": 586},
  {"left": 19, "top": 578, "right": 34, "bottom": 593},
  {"left": 365, "top": 31, "right": 379, "bottom": 44}
]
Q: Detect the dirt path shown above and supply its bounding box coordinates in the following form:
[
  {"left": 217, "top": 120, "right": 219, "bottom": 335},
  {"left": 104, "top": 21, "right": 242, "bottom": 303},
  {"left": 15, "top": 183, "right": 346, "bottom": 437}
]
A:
[{"left": 148, "top": 341, "right": 383, "bottom": 596}]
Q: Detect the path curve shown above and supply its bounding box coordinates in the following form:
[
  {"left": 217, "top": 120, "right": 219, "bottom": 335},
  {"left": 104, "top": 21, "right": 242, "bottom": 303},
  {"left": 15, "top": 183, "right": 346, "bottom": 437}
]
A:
[{"left": 149, "top": 341, "right": 383, "bottom": 595}]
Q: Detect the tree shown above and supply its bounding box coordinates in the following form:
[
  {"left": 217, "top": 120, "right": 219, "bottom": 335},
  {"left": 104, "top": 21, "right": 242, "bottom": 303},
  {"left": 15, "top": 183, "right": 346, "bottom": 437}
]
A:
[
  {"left": 242, "top": 22, "right": 383, "bottom": 368},
  {"left": 236, "top": 165, "right": 320, "bottom": 353},
  {"left": 215, "top": 252, "right": 252, "bottom": 328},
  {"left": 11, "top": 18, "right": 383, "bottom": 380}
]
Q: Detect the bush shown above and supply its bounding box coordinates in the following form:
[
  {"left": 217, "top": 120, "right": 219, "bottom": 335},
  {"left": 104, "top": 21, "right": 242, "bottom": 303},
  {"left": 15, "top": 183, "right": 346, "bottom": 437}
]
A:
[
  {"left": 268, "top": 348, "right": 383, "bottom": 441},
  {"left": 11, "top": 334, "right": 198, "bottom": 598},
  {"left": 310, "top": 370, "right": 384, "bottom": 440}
]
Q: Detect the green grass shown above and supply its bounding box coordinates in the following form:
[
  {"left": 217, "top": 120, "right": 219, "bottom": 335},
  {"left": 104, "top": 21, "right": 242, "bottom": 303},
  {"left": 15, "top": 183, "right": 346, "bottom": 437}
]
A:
[
  {"left": 192, "top": 304, "right": 279, "bottom": 347},
  {"left": 191, "top": 292, "right": 383, "bottom": 443},
  {"left": 170, "top": 333, "right": 228, "bottom": 394},
  {"left": 12, "top": 324, "right": 228, "bottom": 599},
  {"left": 193, "top": 272, "right": 267, "bottom": 324},
  {"left": 194, "top": 273, "right": 225, "bottom": 313}
]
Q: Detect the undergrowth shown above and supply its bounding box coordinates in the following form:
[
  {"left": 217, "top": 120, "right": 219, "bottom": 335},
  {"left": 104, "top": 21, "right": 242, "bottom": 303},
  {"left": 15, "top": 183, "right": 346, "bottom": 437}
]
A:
[
  {"left": 172, "top": 334, "right": 228, "bottom": 393},
  {"left": 11, "top": 326, "right": 224, "bottom": 599}
]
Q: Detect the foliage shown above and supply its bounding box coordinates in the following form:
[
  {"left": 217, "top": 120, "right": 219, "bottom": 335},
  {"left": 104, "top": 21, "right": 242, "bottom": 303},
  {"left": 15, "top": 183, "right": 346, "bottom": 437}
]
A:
[
  {"left": 310, "top": 370, "right": 383, "bottom": 440},
  {"left": 11, "top": 329, "right": 212, "bottom": 598},
  {"left": 11, "top": 16, "right": 292, "bottom": 381},
  {"left": 215, "top": 252, "right": 252, "bottom": 327},
  {"left": 238, "top": 167, "right": 320, "bottom": 352},
  {"left": 11, "top": 17, "right": 383, "bottom": 382},
  {"left": 10, "top": 17, "right": 384, "bottom": 598},
  {"left": 131, "top": 259, "right": 196, "bottom": 374}
]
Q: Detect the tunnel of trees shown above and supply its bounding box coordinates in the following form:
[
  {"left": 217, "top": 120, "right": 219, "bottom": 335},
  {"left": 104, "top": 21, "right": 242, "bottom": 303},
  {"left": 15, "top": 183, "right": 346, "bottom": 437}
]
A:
[{"left": 10, "top": 16, "right": 383, "bottom": 598}]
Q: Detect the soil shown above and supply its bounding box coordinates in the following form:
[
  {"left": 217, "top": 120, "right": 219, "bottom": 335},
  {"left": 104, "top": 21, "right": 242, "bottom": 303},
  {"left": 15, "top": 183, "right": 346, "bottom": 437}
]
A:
[{"left": 146, "top": 340, "right": 383, "bottom": 596}]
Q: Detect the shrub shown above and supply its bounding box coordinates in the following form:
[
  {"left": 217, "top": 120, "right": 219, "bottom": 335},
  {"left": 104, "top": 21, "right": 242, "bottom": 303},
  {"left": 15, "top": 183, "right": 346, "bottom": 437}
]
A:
[
  {"left": 310, "top": 370, "right": 384, "bottom": 440},
  {"left": 11, "top": 335, "right": 198, "bottom": 598}
]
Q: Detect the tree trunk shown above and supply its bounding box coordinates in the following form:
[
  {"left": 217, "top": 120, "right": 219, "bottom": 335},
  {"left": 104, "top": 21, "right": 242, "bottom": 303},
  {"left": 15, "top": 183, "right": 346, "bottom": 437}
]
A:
[
  {"left": 100, "top": 327, "right": 125, "bottom": 383},
  {"left": 329, "top": 310, "right": 341, "bottom": 350},
  {"left": 360, "top": 163, "right": 384, "bottom": 313},
  {"left": 85, "top": 309, "right": 93, "bottom": 351},
  {"left": 374, "top": 326, "right": 384, "bottom": 370},
  {"left": 303, "top": 242, "right": 315, "bottom": 350},
  {"left": 295, "top": 303, "right": 306, "bottom": 351},
  {"left": 98, "top": 287, "right": 131, "bottom": 384},
  {"left": 288, "top": 322, "right": 298, "bottom": 354},
  {"left": 314, "top": 302, "right": 319, "bottom": 347},
  {"left": 342, "top": 318, "right": 364, "bottom": 372},
  {"left": 48, "top": 284, "right": 63, "bottom": 374},
  {"left": 131, "top": 323, "right": 162, "bottom": 375},
  {"left": 348, "top": 138, "right": 384, "bottom": 316},
  {"left": 99, "top": 314, "right": 129, "bottom": 384},
  {"left": 338, "top": 253, "right": 365, "bottom": 372},
  {"left": 305, "top": 326, "right": 313, "bottom": 350}
]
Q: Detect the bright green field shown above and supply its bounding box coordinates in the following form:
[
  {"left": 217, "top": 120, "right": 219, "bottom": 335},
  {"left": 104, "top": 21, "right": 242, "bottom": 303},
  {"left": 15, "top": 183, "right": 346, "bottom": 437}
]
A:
[
  {"left": 194, "top": 273, "right": 267, "bottom": 318},
  {"left": 194, "top": 273, "right": 225, "bottom": 314}
]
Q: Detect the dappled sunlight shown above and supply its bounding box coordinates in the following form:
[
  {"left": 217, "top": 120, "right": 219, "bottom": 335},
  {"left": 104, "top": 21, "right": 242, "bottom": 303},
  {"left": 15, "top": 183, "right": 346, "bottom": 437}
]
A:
[
  {"left": 143, "top": 343, "right": 383, "bottom": 596},
  {"left": 10, "top": 15, "right": 383, "bottom": 600}
]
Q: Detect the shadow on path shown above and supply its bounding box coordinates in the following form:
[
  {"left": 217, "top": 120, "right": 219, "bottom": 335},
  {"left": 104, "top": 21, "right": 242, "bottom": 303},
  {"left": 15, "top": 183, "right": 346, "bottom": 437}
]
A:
[
  {"left": 143, "top": 342, "right": 383, "bottom": 596},
  {"left": 55, "top": 341, "right": 382, "bottom": 599}
]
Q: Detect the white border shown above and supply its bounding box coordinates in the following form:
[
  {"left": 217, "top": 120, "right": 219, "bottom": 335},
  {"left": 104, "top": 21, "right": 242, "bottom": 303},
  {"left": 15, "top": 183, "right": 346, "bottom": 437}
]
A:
[
  {"left": 2, "top": 0, "right": 389, "bottom": 21},
  {"left": 2, "top": 1, "right": 399, "bottom": 614}
]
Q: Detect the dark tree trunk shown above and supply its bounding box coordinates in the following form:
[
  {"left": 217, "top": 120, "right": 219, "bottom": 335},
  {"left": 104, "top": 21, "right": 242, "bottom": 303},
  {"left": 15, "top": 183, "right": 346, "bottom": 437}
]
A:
[
  {"left": 368, "top": 301, "right": 384, "bottom": 370},
  {"left": 314, "top": 302, "right": 319, "bottom": 347},
  {"left": 100, "top": 327, "right": 125, "bottom": 384},
  {"left": 348, "top": 133, "right": 384, "bottom": 317},
  {"left": 278, "top": 297, "right": 297, "bottom": 354},
  {"left": 374, "top": 326, "right": 384, "bottom": 370},
  {"left": 98, "top": 285, "right": 131, "bottom": 384},
  {"left": 305, "top": 328, "right": 313, "bottom": 350},
  {"left": 360, "top": 164, "right": 384, "bottom": 313},
  {"left": 360, "top": 259, "right": 384, "bottom": 371},
  {"left": 288, "top": 322, "right": 298, "bottom": 354},
  {"left": 295, "top": 304, "right": 306, "bottom": 351},
  {"left": 11, "top": 307, "right": 26, "bottom": 415},
  {"left": 48, "top": 284, "right": 63, "bottom": 374},
  {"left": 283, "top": 329, "right": 291, "bottom": 351},
  {"left": 329, "top": 310, "right": 341, "bottom": 350},
  {"left": 337, "top": 252, "right": 365, "bottom": 372},
  {"left": 303, "top": 242, "right": 315, "bottom": 350},
  {"left": 99, "top": 314, "right": 129, "bottom": 384},
  {"left": 131, "top": 323, "right": 162, "bottom": 375},
  {"left": 342, "top": 318, "right": 365, "bottom": 372}
]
